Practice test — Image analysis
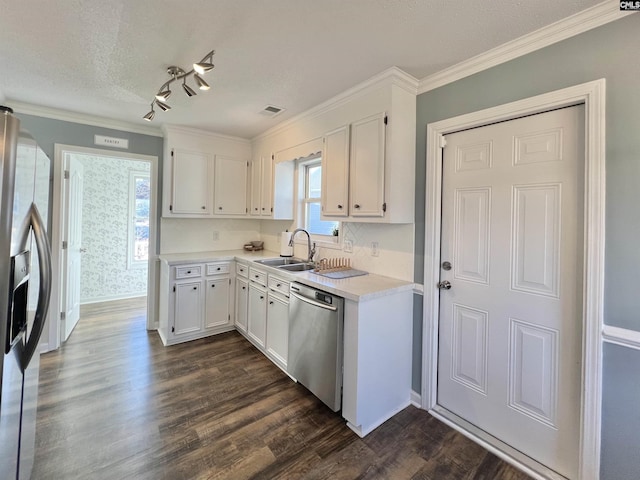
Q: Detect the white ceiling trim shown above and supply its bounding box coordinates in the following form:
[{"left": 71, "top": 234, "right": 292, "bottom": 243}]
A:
[
  {"left": 7, "top": 100, "right": 163, "bottom": 137},
  {"left": 162, "top": 125, "right": 251, "bottom": 145},
  {"left": 417, "top": 0, "right": 633, "bottom": 95},
  {"left": 253, "top": 66, "right": 418, "bottom": 142}
]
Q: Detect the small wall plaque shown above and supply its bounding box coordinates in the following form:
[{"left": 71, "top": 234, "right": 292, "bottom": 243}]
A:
[{"left": 94, "top": 135, "right": 129, "bottom": 149}]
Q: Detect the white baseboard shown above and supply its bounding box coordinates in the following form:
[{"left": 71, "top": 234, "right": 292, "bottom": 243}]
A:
[
  {"left": 80, "top": 292, "right": 147, "bottom": 305},
  {"left": 410, "top": 390, "right": 422, "bottom": 408}
]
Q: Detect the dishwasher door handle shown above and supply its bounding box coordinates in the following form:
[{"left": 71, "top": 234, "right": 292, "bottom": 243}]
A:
[{"left": 290, "top": 291, "right": 338, "bottom": 312}]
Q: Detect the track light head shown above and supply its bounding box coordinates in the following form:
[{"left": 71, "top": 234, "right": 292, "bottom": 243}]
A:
[
  {"left": 182, "top": 79, "right": 197, "bottom": 97},
  {"left": 155, "top": 100, "right": 171, "bottom": 111},
  {"left": 193, "top": 62, "right": 214, "bottom": 75},
  {"left": 143, "top": 103, "right": 155, "bottom": 121},
  {"left": 155, "top": 89, "right": 171, "bottom": 102},
  {"left": 194, "top": 74, "right": 210, "bottom": 91}
]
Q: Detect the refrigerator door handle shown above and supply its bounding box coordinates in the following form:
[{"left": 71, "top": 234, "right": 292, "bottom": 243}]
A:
[{"left": 19, "top": 203, "right": 52, "bottom": 371}]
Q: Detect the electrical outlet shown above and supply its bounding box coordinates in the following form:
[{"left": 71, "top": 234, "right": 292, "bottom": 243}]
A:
[
  {"left": 344, "top": 239, "right": 353, "bottom": 253},
  {"left": 212, "top": 230, "right": 219, "bottom": 241},
  {"left": 371, "top": 241, "right": 379, "bottom": 257}
]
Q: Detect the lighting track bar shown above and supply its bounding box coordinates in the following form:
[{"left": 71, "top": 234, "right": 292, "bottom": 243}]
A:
[{"left": 143, "top": 49, "right": 215, "bottom": 121}]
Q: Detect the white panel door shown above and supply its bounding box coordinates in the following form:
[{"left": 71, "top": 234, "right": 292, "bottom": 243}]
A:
[
  {"left": 204, "top": 278, "right": 230, "bottom": 329},
  {"left": 321, "top": 125, "right": 350, "bottom": 217},
  {"left": 61, "top": 156, "right": 84, "bottom": 342},
  {"left": 213, "top": 155, "right": 247, "bottom": 215},
  {"left": 171, "top": 149, "right": 211, "bottom": 215},
  {"left": 266, "top": 293, "right": 289, "bottom": 368},
  {"left": 247, "top": 283, "right": 267, "bottom": 348},
  {"left": 438, "top": 106, "right": 584, "bottom": 479},
  {"left": 349, "top": 112, "right": 385, "bottom": 217},
  {"left": 173, "top": 282, "right": 202, "bottom": 336}
]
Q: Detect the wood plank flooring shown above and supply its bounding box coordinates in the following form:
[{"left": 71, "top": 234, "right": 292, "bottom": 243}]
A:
[{"left": 32, "top": 297, "right": 531, "bottom": 480}]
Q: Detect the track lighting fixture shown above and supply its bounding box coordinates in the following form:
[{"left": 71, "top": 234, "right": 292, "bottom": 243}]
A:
[
  {"left": 142, "top": 50, "right": 215, "bottom": 121},
  {"left": 194, "top": 74, "right": 210, "bottom": 91}
]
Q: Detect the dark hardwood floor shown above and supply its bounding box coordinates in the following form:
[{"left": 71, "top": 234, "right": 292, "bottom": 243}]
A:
[{"left": 33, "top": 297, "right": 530, "bottom": 480}]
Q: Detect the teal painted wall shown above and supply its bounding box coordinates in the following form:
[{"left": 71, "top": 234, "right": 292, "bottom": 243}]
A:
[
  {"left": 15, "top": 114, "right": 164, "bottom": 251},
  {"left": 414, "top": 15, "right": 640, "bottom": 479}
]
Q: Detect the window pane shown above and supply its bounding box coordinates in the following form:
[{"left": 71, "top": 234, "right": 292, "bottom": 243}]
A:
[
  {"left": 134, "top": 223, "right": 149, "bottom": 261},
  {"left": 306, "top": 202, "right": 338, "bottom": 236},
  {"left": 307, "top": 165, "right": 322, "bottom": 198},
  {"left": 135, "top": 198, "right": 149, "bottom": 218},
  {"left": 136, "top": 177, "right": 150, "bottom": 200}
]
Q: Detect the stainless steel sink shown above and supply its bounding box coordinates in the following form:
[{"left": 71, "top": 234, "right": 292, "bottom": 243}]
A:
[
  {"left": 254, "top": 257, "right": 305, "bottom": 266},
  {"left": 277, "top": 263, "right": 315, "bottom": 272}
]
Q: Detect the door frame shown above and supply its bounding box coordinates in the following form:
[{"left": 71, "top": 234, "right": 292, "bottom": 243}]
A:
[
  {"left": 47, "top": 144, "right": 159, "bottom": 351},
  {"left": 421, "top": 79, "right": 605, "bottom": 480}
]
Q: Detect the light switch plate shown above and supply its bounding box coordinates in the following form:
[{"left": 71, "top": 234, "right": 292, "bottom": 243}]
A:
[{"left": 371, "top": 241, "right": 379, "bottom": 257}]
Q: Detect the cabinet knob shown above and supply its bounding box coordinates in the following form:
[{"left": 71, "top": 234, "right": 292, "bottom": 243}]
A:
[
  {"left": 269, "top": 301, "right": 274, "bottom": 305},
  {"left": 187, "top": 270, "right": 191, "bottom": 274},
  {"left": 337, "top": 204, "right": 343, "bottom": 209},
  {"left": 217, "top": 267, "right": 221, "bottom": 271},
  {"left": 211, "top": 284, "right": 215, "bottom": 288},
  {"left": 255, "top": 275, "right": 259, "bottom": 278},
  {"left": 202, "top": 206, "right": 206, "bottom": 210},
  {"left": 261, "top": 207, "right": 265, "bottom": 211},
  {"left": 354, "top": 204, "right": 361, "bottom": 209},
  {"left": 242, "top": 286, "right": 246, "bottom": 290},
  {"left": 218, "top": 207, "right": 222, "bottom": 210},
  {"left": 260, "top": 296, "right": 264, "bottom": 300},
  {"left": 276, "top": 283, "right": 281, "bottom": 287},
  {"left": 254, "top": 207, "right": 258, "bottom": 211},
  {"left": 193, "top": 286, "right": 197, "bottom": 290}
]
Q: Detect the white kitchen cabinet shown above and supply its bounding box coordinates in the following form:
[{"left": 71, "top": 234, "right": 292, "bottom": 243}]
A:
[
  {"left": 158, "top": 260, "right": 234, "bottom": 346},
  {"left": 321, "top": 125, "right": 350, "bottom": 217},
  {"left": 170, "top": 149, "right": 211, "bottom": 215},
  {"left": 214, "top": 155, "right": 248, "bottom": 215},
  {"left": 250, "top": 155, "right": 272, "bottom": 216},
  {"left": 204, "top": 277, "right": 231, "bottom": 330},
  {"left": 349, "top": 113, "right": 386, "bottom": 217},
  {"left": 266, "top": 291, "right": 289, "bottom": 369},
  {"left": 321, "top": 113, "right": 386, "bottom": 219},
  {"left": 173, "top": 281, "right": 203, "bottom": 336},
  {"left": 247, "top": 282, "right": 267, "bottom": 349},
  {"left": 235, "top": 277, "right": 249, "bottom": 332}
]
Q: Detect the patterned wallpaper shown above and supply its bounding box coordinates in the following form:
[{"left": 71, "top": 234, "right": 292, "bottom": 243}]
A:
[{"left": 72, "top": 153, "right": 150, "bottom": 303}]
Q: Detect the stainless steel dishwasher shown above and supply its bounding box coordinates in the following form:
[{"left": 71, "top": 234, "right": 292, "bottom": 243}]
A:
[{"left": 288, "top": 282, "right": 344, "bottom": 412}]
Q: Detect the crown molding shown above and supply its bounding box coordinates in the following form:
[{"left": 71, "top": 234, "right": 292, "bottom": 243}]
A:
[
  {"left": 417, "top": 0, "right": 634, "bottom": 94},
  {"left": 7, "top": 100, "right": 164, "bottom": 137},
  {"left": 162, "top": 124, "right": 251, "bottom": 144},
  {"left": 253, "top": 66, "right": 419, "bottom": 142}
]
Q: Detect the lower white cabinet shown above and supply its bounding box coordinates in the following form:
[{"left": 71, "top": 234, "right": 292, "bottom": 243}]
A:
[
  {"left": 235, "top": 277, "right": 249, "bottom": 332},
  {"left": 266, "top": 291, "right": 289, "bottom": 369},
  {"left": 247, "top": 282, "right": 267, "bottom": 348},
  {"left": 158, "top": 261, "right": 233, "bottom": 346}
]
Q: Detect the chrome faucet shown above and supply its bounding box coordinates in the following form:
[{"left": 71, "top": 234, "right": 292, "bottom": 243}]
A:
[{"left": 289, "top": 228, "right": 316, "bottom": 263}]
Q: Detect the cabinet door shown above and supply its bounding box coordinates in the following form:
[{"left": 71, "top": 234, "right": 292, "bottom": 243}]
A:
[
  {"left": 350, "top": 113, "right": 386, "bottom": 217},
  {"left": 214, "top": 155, "right": 248, "bottom": 215},
  {"left": 260, "top": 156, "right": 273, "bottom": 216},
  {"left": 321, "top": 125, "right": 350, "bottom": 217},
  {"left": 248, "top": 283, "right": 267, "bottom": 348},
  {"left": 173, "top": 281, "right": 202, "bottom": 336},
  {"left": 235, "top": 277, "right": 249, "bottom": 332},
  {"left": 204, "top": 278, "right": 230, "bottom": 329},
  {"left": 266, "top": 293, "right": 289, "bottom": 368},
  {"left": 250, "top": 157, "right": 262, "bottom": 216},
  {"left": 171, "top": 149, "right": 211, "bottom": 215}
]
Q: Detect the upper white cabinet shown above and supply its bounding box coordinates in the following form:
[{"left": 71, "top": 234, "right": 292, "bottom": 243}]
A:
[
  {"left": 214, "top": 155, "right": 248, "bottom": 215},
  {"left": 252, "top": 69, "right": 416, "bottom": 224},
  {"left": 163, "top": 126, "right": 251, "bottom": 218},
  {"left": 170, "top": 149, "right": 211, "bottom": 215},
  {"left": 250, "top": 155, "right": 272, "bottom": 216},
  {"left": 250, "top": 154, "right": 294, "bottom": 220},
  {"left": 321, "top": 126, "right": 350, "bottom": 217}
]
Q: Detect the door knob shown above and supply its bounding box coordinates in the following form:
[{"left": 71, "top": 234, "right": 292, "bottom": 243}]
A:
[{"left": 437, "top": 281, "right": 452, "bottom": 290}]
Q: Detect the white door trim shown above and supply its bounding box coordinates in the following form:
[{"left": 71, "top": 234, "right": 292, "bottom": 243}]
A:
[
  {"left": 48, "top": 144, "right": 159, "bottom": 351},
  {"left": 421, "top": 79, "right": 606, "bottom": 480}
]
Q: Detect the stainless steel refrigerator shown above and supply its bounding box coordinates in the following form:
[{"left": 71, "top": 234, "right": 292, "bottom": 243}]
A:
[{"left": 0, "top": 106, "right": 52, "bottom": 479}]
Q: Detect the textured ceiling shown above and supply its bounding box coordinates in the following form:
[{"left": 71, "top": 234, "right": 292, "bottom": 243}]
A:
[{"left": 0, "top": 0, "right": 604, "bottom": 138}]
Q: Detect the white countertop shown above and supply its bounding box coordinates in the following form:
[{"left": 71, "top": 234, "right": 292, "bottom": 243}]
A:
[{"left": 159, "top": 250, "right": 415, "bottom": 302}]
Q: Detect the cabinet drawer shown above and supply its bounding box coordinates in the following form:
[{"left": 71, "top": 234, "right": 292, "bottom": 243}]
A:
[
  {"left": 268, "top": 275, "right": 290, "bottom": 298},
  {"left": 175, "top": 264, "right": 202, "bottom": 279},
  {"left": 249, "top": 267, "right": 267, "bottom": 286},
  {"left": 236, "top": 263, "right": 249, "bottom": 278},
  {"left": 206, "top": 262, "right": 230, "bottom": 276}
]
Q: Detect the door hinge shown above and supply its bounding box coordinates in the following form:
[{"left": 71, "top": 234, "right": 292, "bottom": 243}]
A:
[
  {"left": 64, "top": 170, "right": 70, "bottom": 180},
  {"left": 173, "top": 285, "right": 176, "bottom": 292},
  {"left": 382, "top": 202, "right": 387, "bottom": 213},
  {"left": 384, "top": 115, "right": 388, "bottom": 125},
  {"left": 440, "top": 136, "right": 447, "bottom": 148},
  {"left": 62, "top": 241, "right": 68, "bottom": 250},
  {"left": 60, "top": 312, "right": 66, "bottom": 320}
]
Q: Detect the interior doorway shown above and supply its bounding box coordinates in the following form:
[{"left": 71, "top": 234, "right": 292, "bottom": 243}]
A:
[{"left": 48, "top": 145, "right": 158, "bottom": 350}]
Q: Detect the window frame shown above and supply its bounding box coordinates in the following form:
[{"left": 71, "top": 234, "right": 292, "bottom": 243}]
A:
[{"left": 127, "top": 171, "right": 151, "bottom": 270}]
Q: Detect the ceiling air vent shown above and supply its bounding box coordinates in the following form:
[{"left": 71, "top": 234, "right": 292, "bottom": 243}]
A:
[{"left": 259, "top": 105, "right": 285, "bottom": 118}]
